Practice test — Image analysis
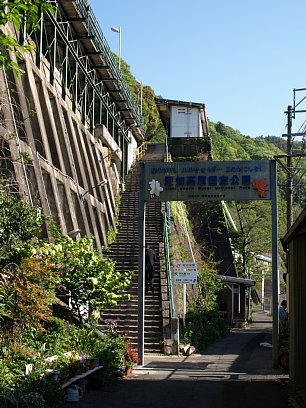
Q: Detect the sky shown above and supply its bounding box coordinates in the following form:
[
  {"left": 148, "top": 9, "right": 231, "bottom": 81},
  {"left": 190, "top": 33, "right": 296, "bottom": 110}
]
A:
[{"left": 89, "top": 0, "right": 306, "bottom": 138}]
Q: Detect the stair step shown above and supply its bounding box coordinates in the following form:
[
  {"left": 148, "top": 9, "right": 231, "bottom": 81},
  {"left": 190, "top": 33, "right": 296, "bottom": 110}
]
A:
[{"left": 102, "top": 147, "right": 165, "bottom": 353}]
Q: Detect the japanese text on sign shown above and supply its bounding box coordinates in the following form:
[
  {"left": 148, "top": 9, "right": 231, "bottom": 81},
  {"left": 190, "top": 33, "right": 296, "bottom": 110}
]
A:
[{"left": 145, "top": 160, "right": 271, "bottom": 202}]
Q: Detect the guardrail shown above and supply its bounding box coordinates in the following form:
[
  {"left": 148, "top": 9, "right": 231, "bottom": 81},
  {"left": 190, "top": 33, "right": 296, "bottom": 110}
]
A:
[
  {"left": 164, "top": 201, "right": 174, "bottom": 318},
  {"left": 164, "top": 137, "right": 174, "bottom": 318},
  {"left": 64, "top": 0, "right": 143, "bottom": 128},
  {"left": 134, "top": 142, "right": 148, "bottom": 162}
]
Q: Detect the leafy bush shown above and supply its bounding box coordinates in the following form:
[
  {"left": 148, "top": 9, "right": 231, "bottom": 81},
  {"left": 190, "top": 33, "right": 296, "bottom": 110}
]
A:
[
  {"left": 90, "top": 335, "right": 125, "bottom": 386},
  {"left": 21, "top": 378, "right": 65, "bottom": 408},
  {"left": 0, "top": 257, "right": 59, "bottom": 341},
  {"left": 0, "top": 188, "right": 42, "bottom": 267},
  {"left": 182, "top": 306, "right": 229, "bottom": 353},
  {"left": 182, "top": 257, "right": 229, "bottom": 352},
  {"left": 0, "top": 189, "right": 133, "bottom": 401},
  {"left": 38, "top": 229, "right": 132, "bottom": 323}
]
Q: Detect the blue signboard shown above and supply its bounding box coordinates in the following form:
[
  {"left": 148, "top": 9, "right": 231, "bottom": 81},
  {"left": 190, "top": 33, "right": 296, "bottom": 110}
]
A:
[{"left": 144, "top": 160, "right": 271, "bottom": 202}]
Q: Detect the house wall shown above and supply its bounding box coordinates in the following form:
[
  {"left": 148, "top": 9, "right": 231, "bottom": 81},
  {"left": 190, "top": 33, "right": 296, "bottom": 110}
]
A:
[{"left": 288, "top": 233, "right": 306, "bottom": 397}]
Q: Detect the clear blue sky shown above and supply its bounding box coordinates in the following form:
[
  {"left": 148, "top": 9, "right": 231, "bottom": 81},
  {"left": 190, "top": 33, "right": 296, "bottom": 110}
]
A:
[{"left": 89, "top": 0, "right": 306, "bottom": 138}]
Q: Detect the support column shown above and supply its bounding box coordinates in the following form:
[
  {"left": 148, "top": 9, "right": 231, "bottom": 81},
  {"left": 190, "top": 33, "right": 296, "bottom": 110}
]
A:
[
  {"left": 271, "top": 160, "right": 279, "bottom": 368},
  {"left": 138, "top": 162, "right": 146, "bottom": 365}
]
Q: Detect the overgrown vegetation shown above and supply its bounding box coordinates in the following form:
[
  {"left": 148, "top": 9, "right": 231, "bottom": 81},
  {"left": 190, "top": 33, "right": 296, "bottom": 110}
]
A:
[
  {"left": 38, "top": 226, "right": 132, "bottom": 324},
  {"left": 0, "top": 187, "right": 134, "bottom": 407},
  {"left": 169, "top": 199, "right": 229, "bottom": 350},
  {"left": 120, "top": 59, "right": 166, "bottom": 143},
  {"left": 182, "top": 258, "right": 229, "bottom": 352}
]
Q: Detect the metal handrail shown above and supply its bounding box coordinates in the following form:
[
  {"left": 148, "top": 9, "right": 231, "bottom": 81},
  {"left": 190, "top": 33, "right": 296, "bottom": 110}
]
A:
[
  {"left": 65, "top": 0, "right": 142, "bottom": 128},
  {"left": 134, "top": 142, "right": 148, "bottom": 162},
  {"left": 163, "top": 136, "right": 174, "bottom": 318},
  {"left": 164, "top": 201, "right": 174, "bottom": 318}
]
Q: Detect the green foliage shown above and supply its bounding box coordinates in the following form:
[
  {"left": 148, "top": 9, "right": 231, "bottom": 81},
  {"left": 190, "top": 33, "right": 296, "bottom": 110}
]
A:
[
  {"left": 0, "top": 1, "right": 53, "bottom": 75},
  {"left": 120, "top": 59, "right": 166, "bottom": 142},
  {"left": 0, "top": 316, "right": 134, "bottom": 403},
  {"left": 38, "top": 230, "right": 132, "bottom": 321},
  {"left": 106, "top": 226, "right": 116, "bottom": 245},
  {"left": 94, "top": 334, "right": 125, "bottom": 375},
  {"left": 182, "top": 306, "right": 229, "bottom": 353},
  {"left": 0, "top": 188, "right": 42, "bottom": 266},
  {"left": 0, "top": 257, "right": 58, "bottom": 340},
  {"left": 170, "top": 201, "right": 197, "bottom": 261},
  {"left": 21, "top": 378, "right": 65, "bottom": 408},
  {"left": 0, "top": 359, "right": 19, "bottom": 392},
  {"left": 181, "top": 257, "right": 228, "bottom": 351},
  {"left": 209, "top": 119, "right": 300, "bottom": 275},
  {"left": 196, "top": 258, "right": 223, "bottom": 313},
  {"left": 227, "top": 201, "right": 272, "bottom": 278},
  {"left": 210, "top": 121, "right": 284, "bottom": 161},
  {"left": 0, "top": 189, "right": 57, "bottom": 350},
  {"left": 210, "top": 120, "right": 306, "bottom": 224}
]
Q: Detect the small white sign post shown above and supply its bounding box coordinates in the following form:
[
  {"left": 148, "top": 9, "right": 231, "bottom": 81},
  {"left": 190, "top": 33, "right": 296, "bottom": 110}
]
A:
[
  {"left": 174, "top": 270, "right": 198, "bottom": 284},
  {"left": 174, "top": 262, "right": 198, "bottom": 326}
]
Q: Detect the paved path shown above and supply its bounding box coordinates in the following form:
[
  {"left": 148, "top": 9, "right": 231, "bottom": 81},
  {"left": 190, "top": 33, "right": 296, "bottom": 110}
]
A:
[{"left": 66, "top": 310, "right": 291, "bottom": 407}]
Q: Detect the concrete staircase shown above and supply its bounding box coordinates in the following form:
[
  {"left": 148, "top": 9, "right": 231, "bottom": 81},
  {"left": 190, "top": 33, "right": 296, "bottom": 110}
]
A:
[{"left": 100, "top": 144, "right": 165, "bottom": 353}]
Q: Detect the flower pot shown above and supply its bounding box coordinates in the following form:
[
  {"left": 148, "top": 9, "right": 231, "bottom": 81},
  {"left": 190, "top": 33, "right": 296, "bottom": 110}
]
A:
[
  {"left": 89, "top": 358, "right": 99, "bottom": 369},
  {"left": 124, "top": 366, "right": 133, "bottom": 376}
]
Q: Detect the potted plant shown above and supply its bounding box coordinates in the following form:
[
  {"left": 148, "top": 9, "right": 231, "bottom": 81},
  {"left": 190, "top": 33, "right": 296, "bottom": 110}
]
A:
[{"left": 123, "top": 337, "right": 139, "bottom": 376}]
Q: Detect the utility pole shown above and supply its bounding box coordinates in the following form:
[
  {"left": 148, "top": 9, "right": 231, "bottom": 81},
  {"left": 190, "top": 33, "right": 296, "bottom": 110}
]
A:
[
  {"left": 282, "top": 92, "right": 306, "bottom": 229},
  {"left": 286, "top": 105, "right": 293, "bottom": 230}
]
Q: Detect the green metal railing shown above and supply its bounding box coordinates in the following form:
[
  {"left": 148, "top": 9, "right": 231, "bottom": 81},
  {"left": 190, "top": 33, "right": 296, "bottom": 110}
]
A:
[
  {"left": 163, "top": 137, "right": 175, "bottom": 318},
  {"left": 72, "top": 0, "right": 142, "bottom": 127},
  {"left": 164, "top": 201, "right": 174, "bottom": 318}
]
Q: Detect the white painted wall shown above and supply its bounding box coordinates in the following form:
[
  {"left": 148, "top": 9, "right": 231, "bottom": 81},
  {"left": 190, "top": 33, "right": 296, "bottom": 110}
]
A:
[{"left": 170, "top": 106, "right": 201, "bottom": 138}]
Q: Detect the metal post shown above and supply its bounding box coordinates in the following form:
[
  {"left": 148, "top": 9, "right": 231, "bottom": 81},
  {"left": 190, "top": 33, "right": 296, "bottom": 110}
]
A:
[
  {"left": 262, "top": 271, "right": 265, "bottom": 311},
  {"left": 111, "top": 26, "right": 121, "bottom": 69},
  {"left": 118, "top": 27, "right": 122, "bottom": 70},
  {"left": 286, "top": 105, "right": 293, "bottom": 230},
  {"left": 182, "top": 284, "right": 186, "bottom": 327},
  {"left": 140, "top": 80, "right": 143, "bottom": 116},
  {"left": 138, "top": 162, "right": 146, "bottom": 366},
  {"left": 179, "top": 201, "right": 195, "bottom": 327},
  {"left": 247, "top": 271, "right": 252, "bottom": 321},
  {"left": 271, "top": 160, "right": 279, "bottom": 368}
]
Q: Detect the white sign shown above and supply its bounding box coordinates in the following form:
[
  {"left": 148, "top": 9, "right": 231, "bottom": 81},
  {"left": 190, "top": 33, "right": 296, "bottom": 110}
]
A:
[
  {"left": 174, "top": 270, "right": 198, "bottom": 284},
  {"left": 174, "top": 262, "right": 197, "bottom": 271}
]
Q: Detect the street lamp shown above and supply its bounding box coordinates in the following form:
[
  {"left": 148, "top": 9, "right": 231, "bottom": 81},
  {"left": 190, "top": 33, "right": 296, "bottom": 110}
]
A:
[
  {"left": 111, "top": 26, "right": 121, "bottom": 70},
  {"left": 79, "top": 179, "right": 108, "bottom": 200}
]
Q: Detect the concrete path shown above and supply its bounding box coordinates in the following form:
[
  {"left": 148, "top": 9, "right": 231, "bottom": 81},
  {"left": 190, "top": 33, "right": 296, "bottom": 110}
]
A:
[{"left": 66, "top": 310, "right": 291, "bottom": 407}]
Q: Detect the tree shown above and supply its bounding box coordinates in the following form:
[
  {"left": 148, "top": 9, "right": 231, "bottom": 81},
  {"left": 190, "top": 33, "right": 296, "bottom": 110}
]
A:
[
  {"left": 0, "top": 257, "right": 58, "bottom": 340},
  {"left": 120, "top": 59, "right": 166, "bottom": 142},
  {"left": 226, "top": 200, "right": 273, "bottom": 321},
  {"left": 196, "top": 257, "right": 223, "bottom": 313},
  {"left": 0, "top": 0, "right": 52, "bottom": 75},
  {"left": 0, "top": 187, "right": 57, "bottom": 343},
  {"left": 228, "top": 200, "right": 272, "bottom": 278},
  {"left": 38, "top": 232, "right": 132, "bottom": 323},
  {"left": 0, "top": 186, "right": 42, "bottom": 266}
]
